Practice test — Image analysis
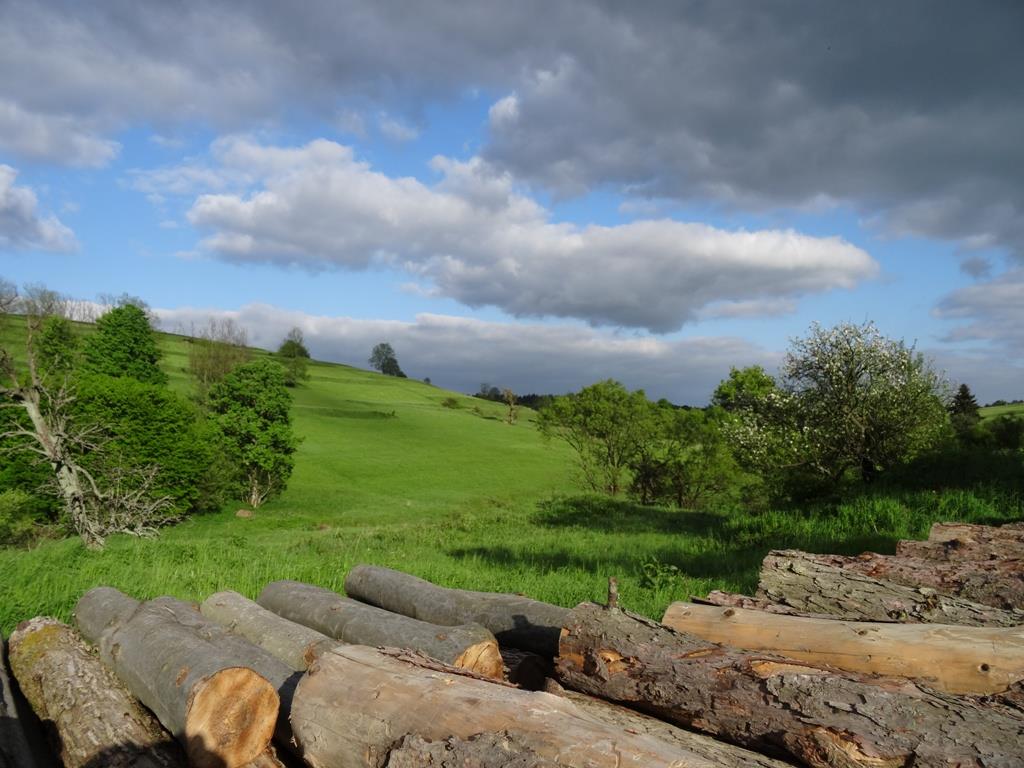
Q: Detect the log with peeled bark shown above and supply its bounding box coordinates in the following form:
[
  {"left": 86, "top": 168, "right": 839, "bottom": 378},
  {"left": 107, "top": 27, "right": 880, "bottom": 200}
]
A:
[
  {"left": 696, "top": 591, "right": 829, "bottom": 616},
  {"left": 557, "top": 602, "right": 1024, "bottom": 768},
  {"left": 661, "top": 601, "right": 1024, "bottom": 694},
  {"left": 291, "top": 644, "right": 779, "bottom": 768},
  {"left": 897, "top": 521, "right": 1024, "bottom": 561},
  {"left": 759, "top": 549, "right": 1024, "bottom": 625},
  {"left": 786, "top": 550, "right": 1024, "bottom": 610},
  {"left": 258, "top": 579, "right": 504, "bottom": 678},
  {"left": 75, "top": 588, "right": 280, "bottom": 768},
  {"left": 200, "top": 590, "right": 339, "bottom": 671},
  {"left": 0, "top": 630, "right": 36, "bottom": 768},
  {"left": 7, "top": 617, "right": 184, "bottom": 768},
  {"left": 344, "top": 564, "right": 570, "bottom": 656}
]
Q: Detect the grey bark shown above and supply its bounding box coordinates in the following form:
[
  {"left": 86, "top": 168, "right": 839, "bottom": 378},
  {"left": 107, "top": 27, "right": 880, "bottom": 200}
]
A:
[
  {"left": 74, "top": 588, "right": 279, "bottom": 768},
  {"left": 897, "top": 522, "right": 1024, "bottom": 561},
  {"left": 258, "top": 580, "right": 503, "bottom": 678},
  {"left": 344, "top": 564, "right": 570, "bottom": 656},
  {"left": 200, "top": 590, "right": 339, "bottom": 671},
  {"left": 8, "top": 617, "right": 184, "bottom": 768},
  {"left": 556, "top": 602, "right": 1024, "bottom": 768},
  {"left": 759, "top": 549, "right": 1024, "bottom": 625},
  {"left": 0, "top": 631, "right": 36, "bottom": 768},
  {"left": 787, "top": 550, "right": 1024, "bottom": 610}
]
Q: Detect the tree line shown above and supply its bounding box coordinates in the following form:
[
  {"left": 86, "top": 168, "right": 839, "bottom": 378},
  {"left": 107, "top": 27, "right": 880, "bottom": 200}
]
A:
[{"left": 0, "top": 284, "right": 299, "bottom": 549}]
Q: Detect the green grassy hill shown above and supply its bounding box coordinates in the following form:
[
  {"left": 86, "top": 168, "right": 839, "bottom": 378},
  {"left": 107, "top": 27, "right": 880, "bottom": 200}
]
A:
[
  {"left": 2, "top": 315, "right": 1022, "bottom": 633},
  {"left": 980, "top": 402, "right": 1024, "bottom": 420}
]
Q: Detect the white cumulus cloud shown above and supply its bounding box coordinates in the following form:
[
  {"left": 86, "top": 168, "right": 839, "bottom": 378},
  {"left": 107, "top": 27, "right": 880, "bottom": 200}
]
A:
[{"left": 0, "top": 164, "right": 77, "bottom": 252}]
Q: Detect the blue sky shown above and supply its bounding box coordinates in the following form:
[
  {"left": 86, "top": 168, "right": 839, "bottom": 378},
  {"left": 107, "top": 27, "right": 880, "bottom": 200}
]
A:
[{"left": 1, "top": 2, "right": 1022, "bottom": 403}]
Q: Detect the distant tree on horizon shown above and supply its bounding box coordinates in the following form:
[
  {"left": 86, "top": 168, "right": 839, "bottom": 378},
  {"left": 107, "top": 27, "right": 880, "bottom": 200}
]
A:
[{"left": 369, "top": 342, "right": 405, "bottom": 377}]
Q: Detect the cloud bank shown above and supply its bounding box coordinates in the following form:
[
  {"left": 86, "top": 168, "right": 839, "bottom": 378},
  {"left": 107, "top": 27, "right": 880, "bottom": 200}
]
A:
[{"left": 0, "top": 165, "right": 76, "bottom": 252}]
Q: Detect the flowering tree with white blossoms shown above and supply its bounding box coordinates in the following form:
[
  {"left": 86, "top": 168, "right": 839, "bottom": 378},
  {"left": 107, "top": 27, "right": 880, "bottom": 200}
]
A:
[{"left": 727, "top": 322, "right": 950, "bottom": 488}]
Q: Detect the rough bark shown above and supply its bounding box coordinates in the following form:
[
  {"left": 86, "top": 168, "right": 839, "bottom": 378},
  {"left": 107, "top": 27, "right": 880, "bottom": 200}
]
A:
[
  {"left": 541, "top": 679, "right": 792, "bottom": 768},
  {"left": 0, "top": 630, "right": 36, "bottom": 768},
  {"left": 258, "top": 580, "right": 504, "bottom": 678},
  {"left": 344, "top": 564, "right": 570, "bottom": 656},
  {"left": 759, "top": 549, "right": 1024, "bottom": 625},
  {"left": 897, "top": 521, "right": 1024, "bottom": 561},
  {"left": 501, "top": 648, "right": 551, "bottom": 690},
  {"left": 696, "top": 591, "right": 830, "bottom": 617},
  {"left": 7, "top": 617, "right": 184, "bottom": 768},
  {"left": 291, "top": 644, "right": 766, "bottom": 768},
  {"left": 200, "top": 590, "right": 339, "bottom": 671},
  {"left": 557, "top": 602, "right": 1024, "bottom": 768},
  {"left": 790, "top": 550, "right": 1024, "bottom": 610},
  {"left": 74, "top": 588, "right": 279, "bottom": 768},
  {"left": 661, "top": 601, "right": 1024, "bottom": 694}
]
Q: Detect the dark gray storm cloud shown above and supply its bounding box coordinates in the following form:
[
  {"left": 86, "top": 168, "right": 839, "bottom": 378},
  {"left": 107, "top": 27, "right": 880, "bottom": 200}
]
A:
[{"left": 1, "top": 2, "right": 1020, "bottom": 257}]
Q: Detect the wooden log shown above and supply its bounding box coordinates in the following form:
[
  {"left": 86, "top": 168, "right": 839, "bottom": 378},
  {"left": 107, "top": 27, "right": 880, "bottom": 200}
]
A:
[
  {"left": 541, "top": 679, "right": 791, "bottom": 768},
  {"left": 7, "top": 617, "right": 184, "bottom": 768},
  {"left": 291, "top": 643, "right": 775, "bottom": 767},
  {"left": 661, "top": 601, "right": 1024, "bottom": 694},
  {"left": 759, "top": 549, "right": 1024, "bottom": 625},
  {"left": 500, "top": 647, "right": 551, "bottom": 690},
  {"left": 697, "top": 591, "right": 830, "bottom": 617},
  {"left": 258, "top": 579, "right": 504, "bottom": 678},
  {"left": 0, "top": 630, "right": 36, "bottom": 768},
  {"left": 344, "top": 564, "right": 570, "bottom": 656},
  {"left": 557, "top": 602, "right": 1024, "bottom": 768},
  {"left": 791, "top": 550, "right": 1024, "bottom": 610},
  {"left": 897, "top": 521, "right": 1024, "bottom": 561},
  {"left": 200, "top": 590, "right": 339, "bottom": 671},
  {"left": 75, "top": 588, "right": 280, "bottom": 768}
]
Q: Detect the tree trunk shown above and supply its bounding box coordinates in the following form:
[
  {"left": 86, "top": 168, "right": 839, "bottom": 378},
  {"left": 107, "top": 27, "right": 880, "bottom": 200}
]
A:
[
  {"left": 759, "top": 549, "right": 1024, "bottom": 625},
  {"left": 780, "top": 550, "right": 1024, "bottom": 610},
  {"left": 74, "top": 588, "right": 280, "bottom": 768},
  {"left": 8, "top": 617, "right": 184, "bottom": 768},
  {"left": 541, "top": 679, "right": 792, "bottom": 768},
  {"left": 0, "top": 631, "right": 36, "bottom": 768},
  {"left": 258, "top": 580, "right": 503, "bottom": 679},
  {"left": 661, "top": 601, "right": 1024, "bottom": 694},
  {"left": 500, "top": 648, "right": 551, "bottom": 690},
  {"left": 896, "top": 522, "right": 1024, "bottom": 561},
  {"left": 343, "top": 564, "right": 570, "bottom": 656},
  {"left": 291, "top": 644, "right": 770, "bottom": 768},
  {"left": 200, "top": 590, "right": 339, "bottom": 671},
  {"left": 557, "top": 602, "right": 1024, "bottom": 768},
  {"left": 695, "top": 591, "right": 831, "bottom": 617}
]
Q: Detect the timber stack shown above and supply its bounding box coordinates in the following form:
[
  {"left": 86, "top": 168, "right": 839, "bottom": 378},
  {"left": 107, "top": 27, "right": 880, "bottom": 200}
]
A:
[{"left": 1, "top": 521, "right": 1022, "bottom": 767}]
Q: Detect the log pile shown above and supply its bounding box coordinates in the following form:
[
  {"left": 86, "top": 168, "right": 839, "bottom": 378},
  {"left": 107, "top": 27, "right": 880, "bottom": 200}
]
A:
[{"left": 0, "top": 520, "right": 1021, "bottom": 767}]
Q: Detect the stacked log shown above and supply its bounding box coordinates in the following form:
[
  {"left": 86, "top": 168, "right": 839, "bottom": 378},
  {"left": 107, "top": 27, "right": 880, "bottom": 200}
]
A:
[
  {"left": 344, "top": 564, "right": 570, "bottom": 656},
  {"left": 560, "top": 602, "right": 1024, "bottom": 767},
  {"left": 258, "top": 579, "right": 504, "bottom": 678},
  {"left": 897, "top": 521, "right": 1024, "bottom": 561},
  {"left": 75, "top": 589, "right": 281, "bottom": 768},
  {"left": 0, "top": 630, "right": 36, "bottom": 768},
  {"left": 660, "top": 601, "right": 1024, "bottom": 694},
  {"left": 7, "top": 617, "right": 183, "bottom": 768}
]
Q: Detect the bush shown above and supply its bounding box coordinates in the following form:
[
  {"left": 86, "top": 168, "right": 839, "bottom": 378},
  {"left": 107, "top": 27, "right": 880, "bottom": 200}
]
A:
[{"left": 0, "top": 489, "right": 40, "bottom": 546}]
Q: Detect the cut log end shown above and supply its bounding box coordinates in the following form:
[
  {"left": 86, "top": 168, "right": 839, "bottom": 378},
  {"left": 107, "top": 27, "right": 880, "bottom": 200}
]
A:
[
  {"left": 453, "top": 639, "right": 504, "bottom": 680},
  {"left": 185, "top": 667, "right": 279, "bottom": 768}
]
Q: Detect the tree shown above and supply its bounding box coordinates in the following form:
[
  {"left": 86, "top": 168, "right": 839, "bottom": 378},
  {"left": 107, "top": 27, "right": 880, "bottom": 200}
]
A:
[
  {"left": 189, "top": 317, "right": 250, "bottom": 394},
  {"left": 949, "top": 383, "right": 981, "bottom": 437},
  {"left": 726, "top": 321, "right": 949, "bottom": 488},
  {"left": 0, "top": 277, "right": 17, "bottom": 314},
  {"left": 502, "top": 388, "right": 518, "bottom": 425},
  {"left": 712, "top": 366, "right": 777, "bottom": 412},
  {"left": 277, "top": 327, "right": 310, "bottom": 387},
  {"left": 208, "top": 359, "right": 298, "bottom": 508},
  {"left": 369, "top": 342, "right": 405, "bottom": 378},
  {"left": 20, "top": 283, "right": 69, "bottom": 320},
  {"left": 538, "top": 380, "right": 654, "bottom": 495},
  {"left": 81, "top": 304, "right": 167, "bottom": 385}
]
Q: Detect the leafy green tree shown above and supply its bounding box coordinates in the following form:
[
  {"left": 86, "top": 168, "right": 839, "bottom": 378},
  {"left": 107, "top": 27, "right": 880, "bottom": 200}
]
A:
[
  {"left": 538, "top": 380, "right": 654, "bottom": 495},
  {"left": 189, "top": 317, "right": 250, "bottom": 395},
  {"left": 726, "top": 321, "right": 949, "bottom": 488},
  {"left": 277, "top": 327, "right": 310, "bottom": 386},
  {"left": 208, "top": 358, "right": 299, "bottom": 508},
  {"left": 32, "top": 315, "right": 78, "bottom": 379},
  {"left": 369, "top": 342, "right": 406, "bottom": 378},
  {"left": 712, "top": 366, "right": 778, "bottom": 412},
  {"left": 82, "top": 304, "right": 167, "bottom": 385}
]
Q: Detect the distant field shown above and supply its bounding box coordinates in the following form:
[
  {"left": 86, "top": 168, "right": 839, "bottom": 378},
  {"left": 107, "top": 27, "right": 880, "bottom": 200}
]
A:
[
  {"left": 2, "top": 315, "right": 1022, "bottom": 633},
  {"left": 980, "top": 402, "right": 1024, "bottom": 420}
]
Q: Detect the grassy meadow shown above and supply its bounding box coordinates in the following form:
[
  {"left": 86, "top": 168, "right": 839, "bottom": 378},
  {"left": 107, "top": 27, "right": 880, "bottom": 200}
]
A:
[
  {"left": 2, "top": 317, "right": 1023, "bottom": 633},
  {"left": 980, "top": 402, "right": 1024, "bottom": 420}
]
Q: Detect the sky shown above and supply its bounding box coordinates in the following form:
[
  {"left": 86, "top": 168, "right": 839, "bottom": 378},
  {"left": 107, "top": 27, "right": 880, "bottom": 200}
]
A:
[{"left": 1, "top": 1, "right": 1022, "bottom": 404}]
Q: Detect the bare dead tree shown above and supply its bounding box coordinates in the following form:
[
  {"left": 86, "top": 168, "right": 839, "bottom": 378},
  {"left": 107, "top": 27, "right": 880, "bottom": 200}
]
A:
[
  {"left": 0, "top": 318, "right": 175, "bottom": 548},
  {"left": 20, "top": 283, "right": 70, "bottom": 320},
  {"left": 0, "top": 277, "right": 17, "bottom": 314},
  {"left": 189, "top": 317, "right": 250, "bottom": 394},
  {"left": 503, "top": 388, "right": 519, "bottom": 425}
]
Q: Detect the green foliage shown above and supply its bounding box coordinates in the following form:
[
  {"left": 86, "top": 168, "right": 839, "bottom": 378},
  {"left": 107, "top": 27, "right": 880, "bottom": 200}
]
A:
[
  {"left": 277, "top": 327, "right": 311, "bottom": 387},
  {"left": 72, "top": 374, "right": 224, "bottom": 515},
  {"left": 32, "top": 316, "right": 78, "bottom": 378},
  {"left": 984, "top": 415, "right": 1024, "bottom": 450},
  {"left": 949, "top": 382, "right": 981, "bottom": 439},
  {"left": 712, "top": 366, "right": 777, "bottom": 412},
  {"left": 369, "top": 342, "right": 406, "bottom": 378},
  {"left": 0, "top": 489, "right": 39, "bottom": 547},
  {"left": 538, "top": 380, "right": 654, "bottom": 495},
  {"left": 82, "top": 304, "right": 167, "bottom": 385},
  {"left": 208, "top": 359, "right": 299, "bottom": 507},
  {"left": 188, "top": 317, "right": 250, "bottom": 394}
]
